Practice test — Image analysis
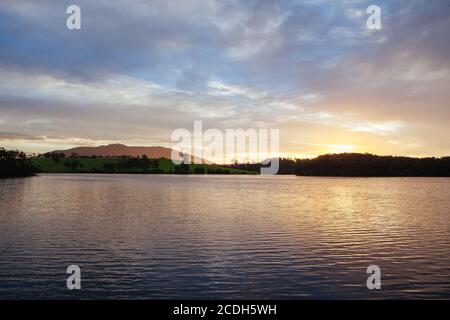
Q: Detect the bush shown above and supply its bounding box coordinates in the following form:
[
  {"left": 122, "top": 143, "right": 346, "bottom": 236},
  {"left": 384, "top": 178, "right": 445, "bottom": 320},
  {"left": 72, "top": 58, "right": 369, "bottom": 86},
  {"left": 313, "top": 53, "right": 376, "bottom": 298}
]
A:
[{"left": 0, "top": 147, "right": 36, "bottom": 178}]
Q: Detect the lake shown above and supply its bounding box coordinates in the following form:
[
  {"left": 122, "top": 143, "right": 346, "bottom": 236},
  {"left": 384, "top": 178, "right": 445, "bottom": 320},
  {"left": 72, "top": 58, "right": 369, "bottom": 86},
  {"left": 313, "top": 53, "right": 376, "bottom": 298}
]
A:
[{"left": 0, "top": 174, "right": 449, "bottom": 299}]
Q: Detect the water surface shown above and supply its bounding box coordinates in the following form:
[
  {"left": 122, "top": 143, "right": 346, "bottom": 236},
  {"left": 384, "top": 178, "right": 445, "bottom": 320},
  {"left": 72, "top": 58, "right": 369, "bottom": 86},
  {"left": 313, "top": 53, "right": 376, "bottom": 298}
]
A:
[{"left": 1, "top": 174, "right": 449, "bottom": 299}]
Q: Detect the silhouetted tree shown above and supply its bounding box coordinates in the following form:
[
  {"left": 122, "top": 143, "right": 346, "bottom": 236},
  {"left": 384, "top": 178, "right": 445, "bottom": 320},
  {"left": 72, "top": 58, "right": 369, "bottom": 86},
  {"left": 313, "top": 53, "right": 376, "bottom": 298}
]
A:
[
  {"left": 295, "top": 153, "right": 450, "bottom": 177},
  {"left": 51, "top": 152, "right": 65, "bottom": 163},
  {"left": 174, "top": 163, "right": 190, "bottom": 174},
  {"left": 226, "top": 161, "right": 261, "bottom": 173},
  {"left": 206, "top": 167, "right": 230, "bottom": 174},
  {"left": 0, "top": 147, "right": 36, "bottom": 178},
  {"left": 225, "top": 154, "right": 450, "bottom": 176},
  {"left": 63, "top": 159, "right": 83, "bottom": 172},
  {"left": 194, "top": 166, "right": 205, "bottom": 174},
  {"left": 102, "top": 163, "right": 117, "bottom": 172},
  {"left": 112, "top": 156, "right": 160, "bottom": 173},
  {"left": 140, "top": 155, "right": 151, "bottom": 172}
]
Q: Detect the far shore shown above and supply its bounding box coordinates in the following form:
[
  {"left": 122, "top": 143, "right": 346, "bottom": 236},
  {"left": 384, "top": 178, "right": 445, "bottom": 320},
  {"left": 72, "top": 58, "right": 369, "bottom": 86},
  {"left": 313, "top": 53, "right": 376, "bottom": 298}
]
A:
[{"left": 3, "top": 147, "right": 450, "bottom": 178}]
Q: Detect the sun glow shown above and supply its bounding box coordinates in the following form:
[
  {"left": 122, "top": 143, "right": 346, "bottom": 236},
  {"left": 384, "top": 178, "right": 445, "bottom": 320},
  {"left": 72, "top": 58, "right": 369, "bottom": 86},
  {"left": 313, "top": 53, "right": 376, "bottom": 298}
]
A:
[{"left": 325, "top": 144, "right": 355, "bottom": 154}]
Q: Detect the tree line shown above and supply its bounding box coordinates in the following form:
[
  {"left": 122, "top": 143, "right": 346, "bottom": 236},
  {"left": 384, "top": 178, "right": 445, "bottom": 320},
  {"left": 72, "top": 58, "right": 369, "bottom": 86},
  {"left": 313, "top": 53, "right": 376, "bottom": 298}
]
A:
[
  {"left": 228, "top": 153, "right": 450, "bottom": 177},
  {"left": 101, "top": 156, "right": 160, "bottom": 173},
  {"left": 41, "top": 153, "right": 161, "bottom": 173},
  {"left": 4, "top": 148, "right": 450, "bottom": 177},
  {"left": 295, "top": 153, "right": 450, "bottom": 176},
  {"left": 0, "top": 147, "right": 36, "bottom": 178},
  {"left": 172, "top": 163, "right": 232, "bottom": 174}
]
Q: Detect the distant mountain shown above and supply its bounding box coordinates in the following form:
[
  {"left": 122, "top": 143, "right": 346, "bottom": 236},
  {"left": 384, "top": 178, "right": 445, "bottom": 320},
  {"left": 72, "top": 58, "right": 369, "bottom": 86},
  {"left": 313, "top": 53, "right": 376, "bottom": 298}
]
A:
[{"left": 51, "top": 144, "right": 210, "bottom": 163}]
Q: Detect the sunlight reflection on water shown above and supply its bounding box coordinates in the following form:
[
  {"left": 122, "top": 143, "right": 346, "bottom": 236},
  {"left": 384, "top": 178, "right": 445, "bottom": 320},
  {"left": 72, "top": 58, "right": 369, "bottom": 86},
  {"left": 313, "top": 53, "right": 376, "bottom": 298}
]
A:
[{"left": 0, "top": 174, "right": 449, "bottom": 299}]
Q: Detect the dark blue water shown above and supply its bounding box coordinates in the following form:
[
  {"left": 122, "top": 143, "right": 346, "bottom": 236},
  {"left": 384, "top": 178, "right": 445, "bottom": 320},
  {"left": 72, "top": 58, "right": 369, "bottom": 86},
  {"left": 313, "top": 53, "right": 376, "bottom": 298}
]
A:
[{"left": 1, "top": 174, "right": 449, "bottom": 299}]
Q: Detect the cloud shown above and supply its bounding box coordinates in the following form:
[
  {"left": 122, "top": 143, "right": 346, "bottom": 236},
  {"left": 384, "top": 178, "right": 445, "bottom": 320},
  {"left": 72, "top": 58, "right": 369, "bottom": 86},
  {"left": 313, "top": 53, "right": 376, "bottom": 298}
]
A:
[
  {"left": 0, "top": 131, "right": 44, "bottom": 141},
  {"left": 0, "top": 0, "right": 449, "bottom": 156},
  {"left": 345, "top": 121, "right": 404, "bottom": 135},
  {"left": 207, "top": 81, "right": 267, "bottom": 99}
]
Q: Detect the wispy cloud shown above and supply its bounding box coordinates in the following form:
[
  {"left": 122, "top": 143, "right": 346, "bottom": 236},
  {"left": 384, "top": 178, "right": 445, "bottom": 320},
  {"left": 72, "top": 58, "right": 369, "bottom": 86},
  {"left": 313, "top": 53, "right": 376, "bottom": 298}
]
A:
[{"left": 0, "top": 0, "right": 449, "bottom": 156}]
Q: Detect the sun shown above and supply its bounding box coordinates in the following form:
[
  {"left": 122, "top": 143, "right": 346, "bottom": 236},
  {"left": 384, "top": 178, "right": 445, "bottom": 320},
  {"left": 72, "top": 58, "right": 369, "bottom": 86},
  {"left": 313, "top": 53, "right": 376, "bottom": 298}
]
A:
[{"left": 325, "top": 144, "right": 355, "bottom": 154}]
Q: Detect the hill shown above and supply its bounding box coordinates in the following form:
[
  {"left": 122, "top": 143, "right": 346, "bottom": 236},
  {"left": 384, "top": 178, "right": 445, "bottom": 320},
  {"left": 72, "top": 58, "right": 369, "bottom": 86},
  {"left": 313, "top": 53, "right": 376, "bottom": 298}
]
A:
[{"left": 51, "top": 143, "right": 209, "bottom": 164}]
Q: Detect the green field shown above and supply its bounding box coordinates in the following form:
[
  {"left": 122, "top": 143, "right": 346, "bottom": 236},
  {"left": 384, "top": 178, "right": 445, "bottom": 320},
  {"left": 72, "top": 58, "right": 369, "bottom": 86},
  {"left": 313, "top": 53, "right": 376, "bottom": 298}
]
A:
[{"left": 32, "top": 157, "right": 256, "bottom": 175}]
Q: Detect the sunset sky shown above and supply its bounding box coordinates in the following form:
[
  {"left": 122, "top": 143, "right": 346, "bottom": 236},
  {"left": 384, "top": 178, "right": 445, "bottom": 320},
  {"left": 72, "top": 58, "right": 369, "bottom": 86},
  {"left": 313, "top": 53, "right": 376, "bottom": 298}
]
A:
[{"left": 1, "top": 0, "right": 449, "bottom": 159}]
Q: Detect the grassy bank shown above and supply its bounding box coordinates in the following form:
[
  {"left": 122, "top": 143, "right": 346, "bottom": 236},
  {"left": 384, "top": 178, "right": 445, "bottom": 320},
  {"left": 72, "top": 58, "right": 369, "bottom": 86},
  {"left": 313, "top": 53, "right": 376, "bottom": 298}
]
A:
[{"left": 32, "top": 157, "right": 256, "bottom": 175}]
